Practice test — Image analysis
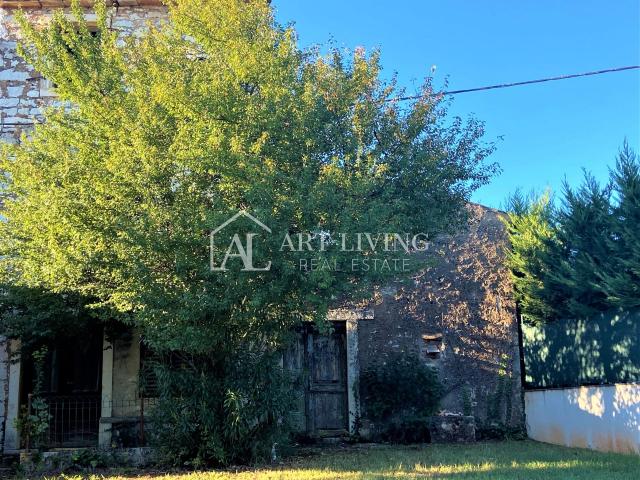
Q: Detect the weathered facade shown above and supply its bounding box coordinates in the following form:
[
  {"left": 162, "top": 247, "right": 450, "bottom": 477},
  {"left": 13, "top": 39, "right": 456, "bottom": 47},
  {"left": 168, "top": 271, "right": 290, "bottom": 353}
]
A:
[
  {"left": 0, "top": 2, "right": 524, "bottom": 453},
  {"left": 0, "top": 3, "right": 169, "bottom": 452},
  {"left": 0, "top": 0, "right": 167, "bottom": 144},
  {"left": 359, "top": 203, "right": 522, "bottom": 425},
  {"left": 281, "top": 204, "right": 524, "bottom": 439}
]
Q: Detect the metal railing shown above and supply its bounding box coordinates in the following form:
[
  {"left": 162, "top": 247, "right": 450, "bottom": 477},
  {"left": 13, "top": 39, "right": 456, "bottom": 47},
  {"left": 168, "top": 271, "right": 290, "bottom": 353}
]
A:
[
  {"left": 33, "top": 394, "right": 101, "bottom": 449},
  {"left": 104, "top": 397, "right": 158, "bottom": 448},
  {"left": 25, "top": 394, "right": 158, "bottom": 450}
]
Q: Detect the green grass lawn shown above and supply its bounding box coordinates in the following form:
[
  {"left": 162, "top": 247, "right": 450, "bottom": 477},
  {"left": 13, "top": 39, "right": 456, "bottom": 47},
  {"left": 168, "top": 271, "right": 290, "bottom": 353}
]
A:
[{"left": 54, "top": 440, "right": 640, "bottom": 480}]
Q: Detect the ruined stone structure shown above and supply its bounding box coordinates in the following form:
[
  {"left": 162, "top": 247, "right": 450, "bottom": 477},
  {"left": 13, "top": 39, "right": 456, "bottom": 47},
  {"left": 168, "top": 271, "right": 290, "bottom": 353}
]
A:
[
  {"left": 357, "top": 204, "right": 523, "bottom": 425},
  {"left": 0, "top": 1, "right": 524, "bottom": 453},
  {"left": 282, "top": 204, "right": 524, "bottom": 439},
  {"left": 429, "top": 414, "right": 476, "bottom": 444},
  {"left": 0, "top": 0, "right": 167, "bottom": 144}
]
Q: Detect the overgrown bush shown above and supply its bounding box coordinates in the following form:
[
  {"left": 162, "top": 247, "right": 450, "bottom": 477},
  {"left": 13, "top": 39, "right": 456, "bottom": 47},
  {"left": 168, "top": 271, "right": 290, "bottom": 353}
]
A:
[
  {"left": 149, "top": 348, "right": 295, "bottom": 468},
  {"left": 18, "top": 448, "right": 123, "bottom": 476},
  {"left": 15, "top": 397, "right": 50, "bottom": 450},
  {"left": 475, "top": 423, "right": 527, "bottom": 441},
  {"left": 360, "top": 353, "right": 442, "bottom": 443}
]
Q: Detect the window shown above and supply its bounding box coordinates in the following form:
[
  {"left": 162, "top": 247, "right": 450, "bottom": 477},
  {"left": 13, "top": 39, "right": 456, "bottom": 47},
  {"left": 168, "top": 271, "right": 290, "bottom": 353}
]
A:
[
  {"left": 422, "top": 333, "right": 443, "bottom": 360},
  {"left": 139, "top": 342, "right": 160, "bottom": 398},
  {"left": 139, "top": 342, "right": 191, "bottom": 398}
]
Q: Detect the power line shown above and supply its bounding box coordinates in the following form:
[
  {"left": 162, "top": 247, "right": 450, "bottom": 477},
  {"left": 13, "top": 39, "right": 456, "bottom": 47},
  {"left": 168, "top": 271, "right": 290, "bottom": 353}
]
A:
[
  {"left": 2, "top": 66, "right": 639, "bottom": 132},
  {"left": 389, "top": 65, "right": 640, "bottom": 102}
]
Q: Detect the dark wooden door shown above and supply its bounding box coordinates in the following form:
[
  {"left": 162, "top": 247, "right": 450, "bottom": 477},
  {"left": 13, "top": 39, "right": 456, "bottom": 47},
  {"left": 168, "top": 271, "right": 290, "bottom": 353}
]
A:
[
  {"left": 307, "top": 323, "right": 348, "bottom": 435},
  {"left": 284, "top": 322, "right": 348, "bottom": 436}
]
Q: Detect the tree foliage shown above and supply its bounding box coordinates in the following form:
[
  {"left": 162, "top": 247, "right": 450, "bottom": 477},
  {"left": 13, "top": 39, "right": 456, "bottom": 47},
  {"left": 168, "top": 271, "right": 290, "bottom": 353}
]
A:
[
  {"left": 503, "top": 191, "right": 557, "bottom": 322},
  {"left": 1, "top": 0, "right": 496, "bottom": 464},
  {"left": 505, "top": 142, "right": 640, "bottom": 323},
  {"left": 0, "top": 287, "right": 90, "bottom": 354}
]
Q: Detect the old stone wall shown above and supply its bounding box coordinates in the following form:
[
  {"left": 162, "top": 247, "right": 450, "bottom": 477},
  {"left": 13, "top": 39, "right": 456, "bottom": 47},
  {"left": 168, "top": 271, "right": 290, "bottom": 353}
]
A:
[
  {"left": 356, "top": 204, "right": 524, "bottom": 428},
  {"left": 0, "top": 5, "right": 168, "bottom": 143}
]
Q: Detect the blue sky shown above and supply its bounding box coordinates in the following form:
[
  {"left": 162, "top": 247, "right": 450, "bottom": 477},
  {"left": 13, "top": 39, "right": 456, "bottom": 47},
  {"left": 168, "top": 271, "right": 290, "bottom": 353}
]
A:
[{"left": 274, "top": 1, "right": 640, "bottom": 209}]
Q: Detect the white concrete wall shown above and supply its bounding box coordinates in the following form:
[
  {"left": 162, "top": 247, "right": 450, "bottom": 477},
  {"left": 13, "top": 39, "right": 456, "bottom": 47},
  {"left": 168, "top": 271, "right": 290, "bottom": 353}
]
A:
[{"left": 525, "top": 384, "right": 640, "bottom": 454}]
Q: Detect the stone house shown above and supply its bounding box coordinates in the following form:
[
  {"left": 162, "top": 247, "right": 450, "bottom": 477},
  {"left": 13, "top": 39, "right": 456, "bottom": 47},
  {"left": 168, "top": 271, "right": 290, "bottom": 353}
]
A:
[{"left": 0, "top": 1, "right": 524, "bottom": 453}]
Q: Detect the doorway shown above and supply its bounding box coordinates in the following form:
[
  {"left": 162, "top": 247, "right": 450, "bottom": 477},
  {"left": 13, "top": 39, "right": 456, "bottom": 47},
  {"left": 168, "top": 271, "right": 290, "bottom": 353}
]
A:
[
  {"left": 284, "top": 322, "right": 349, "bottom": 437},
  {"left": 20, "top": 325, "right": 103, "bottom": 448}
]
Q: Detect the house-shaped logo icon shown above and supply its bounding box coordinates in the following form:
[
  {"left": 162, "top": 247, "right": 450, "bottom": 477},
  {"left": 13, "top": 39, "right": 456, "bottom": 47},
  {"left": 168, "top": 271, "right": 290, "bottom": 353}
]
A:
[{"left": 209, "top": 211, "right": 272, "bottom": 272}]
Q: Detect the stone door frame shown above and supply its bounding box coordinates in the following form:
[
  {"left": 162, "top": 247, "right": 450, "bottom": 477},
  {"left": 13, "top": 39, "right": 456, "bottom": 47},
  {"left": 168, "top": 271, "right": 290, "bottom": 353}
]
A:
[{"left": 326, "top": 308, "right": 373, "bottom": 434}]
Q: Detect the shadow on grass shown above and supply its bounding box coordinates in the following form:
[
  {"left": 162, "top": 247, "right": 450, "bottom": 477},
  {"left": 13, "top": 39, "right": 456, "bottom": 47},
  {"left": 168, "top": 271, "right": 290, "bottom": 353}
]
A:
[
  {"left": 256, "top": 441, "right": 640, "bottom": 480},
  {"left": 284, "top": 462, "right": 625, "bottom": 479},
  {"left": 89, "top": 441, "right": 640, "bottom": 480}
]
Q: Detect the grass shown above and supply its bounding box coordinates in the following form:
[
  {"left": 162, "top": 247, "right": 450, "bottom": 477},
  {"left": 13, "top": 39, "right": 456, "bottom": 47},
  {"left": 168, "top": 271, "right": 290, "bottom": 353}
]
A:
[{"left": 54, "top": 440, "right": 640, "bottom": 480}]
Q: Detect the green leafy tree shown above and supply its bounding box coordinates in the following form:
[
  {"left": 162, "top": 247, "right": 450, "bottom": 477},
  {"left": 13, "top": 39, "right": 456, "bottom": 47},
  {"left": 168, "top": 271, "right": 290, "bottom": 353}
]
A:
[
  {"left": 0, "top": 287, "right": 91, "bottom": 354},
  {"left": 1, "top": 0, "right": 496, "bottom": 464},
  {"left": 550, "top": 174, "right": 614, "bottom": 318}
]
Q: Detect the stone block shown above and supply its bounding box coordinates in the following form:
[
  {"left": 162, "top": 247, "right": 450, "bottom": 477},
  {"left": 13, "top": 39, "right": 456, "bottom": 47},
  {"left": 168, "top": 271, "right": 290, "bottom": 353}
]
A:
[
  {"left": 0, "top": 98, "right": 18, "bottom": 107},
  {"left": 6, "top": 86, "right": 23, "bottom": 97},
  {"left": 429, "top": 414, "right": 476, "bottom": 443},
  {"left": 0, "top": 70, "right": 28, "bottom": 81},
  {"left": 3, "top": 116, "right": 32, "bottom": 124}
]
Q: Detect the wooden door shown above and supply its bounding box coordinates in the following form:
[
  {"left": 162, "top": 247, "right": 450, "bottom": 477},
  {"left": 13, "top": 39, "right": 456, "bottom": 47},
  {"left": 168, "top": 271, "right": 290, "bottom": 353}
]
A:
[
  {"left": 283, "top": 322, "right": 348, "bottom": 436},
  {"left": 307, "top": 322, "right": 348, "bottom": 435}
]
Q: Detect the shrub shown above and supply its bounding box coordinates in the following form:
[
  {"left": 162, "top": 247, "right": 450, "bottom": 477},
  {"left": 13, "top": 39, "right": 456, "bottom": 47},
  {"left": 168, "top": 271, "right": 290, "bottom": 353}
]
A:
[
  {"left": 15, "top": 398, "right": 50, "bottom": 450},
  {"left": 14, "top": 347, "right": 51, "bottom": 450},
  {"left": 475, "top": 423, "right": 527, "bottom": 441},
  {"left": 360, "top": 353, "right": 442, "bottom": 443},
  {"left": 149, "top": 348, "right": 295, "bottom": 467}
]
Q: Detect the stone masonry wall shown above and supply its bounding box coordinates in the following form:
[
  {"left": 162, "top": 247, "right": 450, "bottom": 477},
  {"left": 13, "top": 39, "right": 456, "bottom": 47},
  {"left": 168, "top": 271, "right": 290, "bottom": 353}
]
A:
[
  {"left": 0, "top": 5, "right": 168, "bottom": 143},
  {"left": 356, "top": 204, "right": 524, "bottom": 428}
]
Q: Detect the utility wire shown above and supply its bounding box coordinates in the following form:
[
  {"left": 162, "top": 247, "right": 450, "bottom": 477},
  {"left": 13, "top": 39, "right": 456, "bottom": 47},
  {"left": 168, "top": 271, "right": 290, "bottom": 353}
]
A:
[
  {"left": 2, "top": 66, "right": 639, "bottom": 130},
  {"left": 389, "top": 65, "right": 640, "bottom": 102}
]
